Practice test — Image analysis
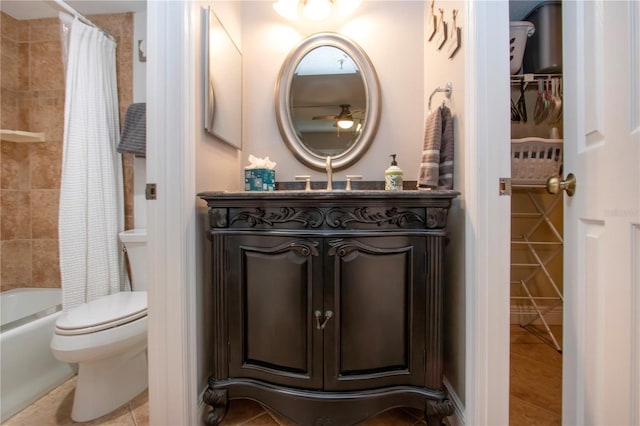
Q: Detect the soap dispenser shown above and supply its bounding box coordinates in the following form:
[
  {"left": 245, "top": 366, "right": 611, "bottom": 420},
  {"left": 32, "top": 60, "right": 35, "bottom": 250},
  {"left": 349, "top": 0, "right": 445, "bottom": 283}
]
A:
[{"left": 385, "top": 154, "right": 403, "bottom": 190}]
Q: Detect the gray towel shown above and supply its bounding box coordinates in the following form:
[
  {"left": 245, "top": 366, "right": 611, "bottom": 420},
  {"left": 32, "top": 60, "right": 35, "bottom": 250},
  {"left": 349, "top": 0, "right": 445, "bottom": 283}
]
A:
[
  {"left": 438, "top": 106, "right": 454, "bottom": 189},
  {"left": 418, "top": 108, "right": 442, "bottom": 188},
  {"left": 117, "top": 103, "right": 146, "bottom": 157}
]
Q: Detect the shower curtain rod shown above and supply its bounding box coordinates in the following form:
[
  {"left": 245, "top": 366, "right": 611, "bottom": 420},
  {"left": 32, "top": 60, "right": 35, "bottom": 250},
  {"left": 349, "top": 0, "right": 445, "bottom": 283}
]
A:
[{"left": 52, "top": 0, "right": 115, "bottom": 42}]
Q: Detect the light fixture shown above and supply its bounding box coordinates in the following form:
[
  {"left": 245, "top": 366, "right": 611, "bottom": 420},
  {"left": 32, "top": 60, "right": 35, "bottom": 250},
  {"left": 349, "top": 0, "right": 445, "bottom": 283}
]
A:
[
  {"left": 337, "top": 118, "right": 354, "bottom": 129},
  {"left": 272, "top": 0, "right": 299, "bottom": 21},
  {"left": 336, "top": 104, "right": 354, "bottom": 129},
  {"left": 273, "top": 0, "right": 361, "bottom": 21},
  {"left": 304, "top": 0, "right": 331, "bottom": 20},
  {"left": 337, "top": 0, "right": 361, "bottom": 17}
]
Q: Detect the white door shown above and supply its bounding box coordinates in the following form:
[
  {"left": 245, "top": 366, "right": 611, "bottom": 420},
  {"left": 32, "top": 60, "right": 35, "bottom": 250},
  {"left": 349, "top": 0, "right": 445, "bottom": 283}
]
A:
[{"left": 562, "top": 1, "right": 640, "bottom": 425}]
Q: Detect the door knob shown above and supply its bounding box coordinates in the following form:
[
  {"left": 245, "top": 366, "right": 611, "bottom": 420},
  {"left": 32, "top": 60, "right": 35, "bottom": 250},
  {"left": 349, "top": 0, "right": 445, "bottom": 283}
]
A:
[{"left": 546, "top": 173, "right": 576, "bottom": 196}]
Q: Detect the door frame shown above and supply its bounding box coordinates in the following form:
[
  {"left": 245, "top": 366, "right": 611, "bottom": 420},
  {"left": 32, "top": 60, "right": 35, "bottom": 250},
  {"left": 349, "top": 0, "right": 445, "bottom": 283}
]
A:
[
  {"left": 145, "top": 1, "right": 514, "bottom": 425},
  {"left": 462, "top": 1, "right": 512, "bottom": 425},
  {"left": 146, "top": 1, "right": 199, "bottom": 424}
]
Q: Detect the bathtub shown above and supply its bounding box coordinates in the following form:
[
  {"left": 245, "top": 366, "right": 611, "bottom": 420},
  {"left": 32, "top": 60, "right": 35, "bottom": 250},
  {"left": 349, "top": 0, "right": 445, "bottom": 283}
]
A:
[{"left": 0, "top": 288, "right": 77, "bottom": 422}]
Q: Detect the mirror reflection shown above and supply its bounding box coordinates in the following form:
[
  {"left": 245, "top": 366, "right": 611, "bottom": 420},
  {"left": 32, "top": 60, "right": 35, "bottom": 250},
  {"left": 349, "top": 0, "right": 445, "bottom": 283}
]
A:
[
  {"left": 275, "top": 32, "right": 380, "bottom": 171},
  {"left": 290, "top": 46, "right": 366, "bottom": 157}
]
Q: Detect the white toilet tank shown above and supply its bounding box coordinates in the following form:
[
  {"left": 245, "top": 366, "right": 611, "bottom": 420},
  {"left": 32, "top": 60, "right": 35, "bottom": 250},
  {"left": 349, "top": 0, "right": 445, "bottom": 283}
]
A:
[{"left": 119, "top": 229, "right": 147, "bottom": 291}]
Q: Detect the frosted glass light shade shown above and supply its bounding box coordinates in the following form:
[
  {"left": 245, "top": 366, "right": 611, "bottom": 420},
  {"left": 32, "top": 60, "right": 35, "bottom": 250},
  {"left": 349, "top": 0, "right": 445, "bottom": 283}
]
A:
[
  {"left": 337, "top": 0, "right": 361, "bottom": 17},
  {"left": 273, "top": 0, "right": 299, "bottom": 20},
  {"left": 303, "top": 0, "right": 331, "bottom": 20},
  {"left": 337, "top": 119, "right": 354, "bottom": 129}
]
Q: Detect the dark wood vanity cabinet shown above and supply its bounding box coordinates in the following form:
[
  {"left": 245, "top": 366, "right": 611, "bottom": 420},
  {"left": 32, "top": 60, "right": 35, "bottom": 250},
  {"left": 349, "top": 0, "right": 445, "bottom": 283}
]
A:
[{"left": 199, "top": 190, "right": 457, "bottom": 426}]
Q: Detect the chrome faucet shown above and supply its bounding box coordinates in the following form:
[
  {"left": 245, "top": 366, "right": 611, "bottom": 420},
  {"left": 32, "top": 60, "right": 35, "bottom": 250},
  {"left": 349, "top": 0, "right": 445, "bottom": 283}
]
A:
[{"left": 325, "top": 156, "right": 333, "bottom": 190}]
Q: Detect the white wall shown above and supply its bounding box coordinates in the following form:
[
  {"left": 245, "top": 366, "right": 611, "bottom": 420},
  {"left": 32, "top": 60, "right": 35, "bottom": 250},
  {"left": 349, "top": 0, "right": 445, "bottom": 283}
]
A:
[
  {"left": 422, "top": 0, "right": 467, "bottom": 412},
  {"left": 193, "top": 0, "right": 244, "bottom": 396},
  {"left": 241, "top": 1, "right": 425, "bottom": 182}
]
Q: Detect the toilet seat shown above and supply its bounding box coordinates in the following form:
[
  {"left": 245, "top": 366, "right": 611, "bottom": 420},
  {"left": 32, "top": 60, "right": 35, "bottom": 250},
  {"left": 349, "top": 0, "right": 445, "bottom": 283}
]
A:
[{"left": 55, "top": 292, "right": 147, "bottom": 336}]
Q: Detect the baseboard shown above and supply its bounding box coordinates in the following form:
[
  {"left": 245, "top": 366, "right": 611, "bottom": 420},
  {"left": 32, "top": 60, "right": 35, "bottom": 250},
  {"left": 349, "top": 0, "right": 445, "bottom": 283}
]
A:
[
  {"left": 510, "top": 305, "right": 563, "bottom": 325},
  {"left": 443, "top": 376, "right": 465, "bottom": 426},
  {"left": 197, "top": 386, "right": 208, "bottom": 426}
]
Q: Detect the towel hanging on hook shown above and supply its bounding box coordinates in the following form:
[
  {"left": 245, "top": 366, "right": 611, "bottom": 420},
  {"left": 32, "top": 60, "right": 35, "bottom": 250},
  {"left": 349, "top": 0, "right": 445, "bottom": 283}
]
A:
[{"left": 428, "top": 82, "right": 453, "bottom": 112}]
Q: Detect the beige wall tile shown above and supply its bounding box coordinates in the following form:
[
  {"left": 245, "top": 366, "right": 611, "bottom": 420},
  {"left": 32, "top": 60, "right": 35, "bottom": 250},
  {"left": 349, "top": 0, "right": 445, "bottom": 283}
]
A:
[
  {"left": 92, "top": 14, "right": 128, "bottom": 34},
  {"left": 29, "top": 18, "right": 60, "bottom": 42},
  {"left": 31, "top": 189, "right": 58, "bottom": 239},
  {"left": 0, "top": 12, "right": 133, "bottom": 294},
  {"left": 18, "top": 42, "right": 30, "bottom": 91},
  {"left": 122, "top": 153, "right": 134, "bottom": 228},
  {"left": 30, "top": 139, "right": 62, "bottom": 189},
  {"left": 17, "top": 94, "right": 33, "bottom": 132},
  {"left": 1, "top": 190, "right": 30, "bottom": 240},
  {"left": 17, "top": 20, "right": 29, "bottom": 42},
  {"left": 1, "top": 142, "right": 30, "bottom": 190},
  {"left": 1, "top": 38, "right": 19, "bottom": 92},
  {"left": 1, "top": 12, "right": 17, "bottom": 40},
  {"left": 30, "top": 41, "right": 64, "bottom": 91},
  {"left": 1, "top": 33, "right": 18, "bottom": 61},
  {"left": 29, "top": 98, "right": 64, "bottom": 141},
  {"left": 1, "top": 88, "right": 19, "bottom": 128},
  {"left": 1, "top": 239, "right": 32, "bottom": 288},
  {"left": 32, "top": 238, "right": 60, "bottom": 288}
]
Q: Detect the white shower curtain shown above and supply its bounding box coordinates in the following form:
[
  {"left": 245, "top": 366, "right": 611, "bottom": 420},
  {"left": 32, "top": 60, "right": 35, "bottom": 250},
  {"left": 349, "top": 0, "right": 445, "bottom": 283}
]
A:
[{"left": 58, "top": 13, "right": 126, "bottom": 311}]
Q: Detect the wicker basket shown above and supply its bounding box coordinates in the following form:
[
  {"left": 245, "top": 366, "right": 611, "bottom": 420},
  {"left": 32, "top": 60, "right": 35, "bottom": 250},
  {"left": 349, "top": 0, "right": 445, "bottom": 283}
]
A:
[
  {"left": 511, "top": 137, "right": 563, "bottom": 184},
  {"left": 510, "top": 21, "right": 536, "bottom": 74}
]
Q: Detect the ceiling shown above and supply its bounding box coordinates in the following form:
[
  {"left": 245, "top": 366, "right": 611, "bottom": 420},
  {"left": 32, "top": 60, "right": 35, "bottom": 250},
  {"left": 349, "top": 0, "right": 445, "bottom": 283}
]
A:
[{"left": 0, "top": 0, "right": 146, "bottom": 20}]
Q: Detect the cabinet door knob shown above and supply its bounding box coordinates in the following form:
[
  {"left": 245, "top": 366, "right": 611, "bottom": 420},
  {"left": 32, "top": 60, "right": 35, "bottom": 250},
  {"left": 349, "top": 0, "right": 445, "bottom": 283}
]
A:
[{"left": 314, "top": 310, "right": 334, "bottom": 330}]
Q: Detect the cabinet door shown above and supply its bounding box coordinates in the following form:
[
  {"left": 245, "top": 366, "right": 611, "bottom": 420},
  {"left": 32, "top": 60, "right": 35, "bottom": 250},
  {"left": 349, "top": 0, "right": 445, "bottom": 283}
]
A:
[
  {"left": 227, "top": 235, "right": 323, "bottom": 389},
  {"left": 323, "top": 236, "right": 427, "bottom": 391}
]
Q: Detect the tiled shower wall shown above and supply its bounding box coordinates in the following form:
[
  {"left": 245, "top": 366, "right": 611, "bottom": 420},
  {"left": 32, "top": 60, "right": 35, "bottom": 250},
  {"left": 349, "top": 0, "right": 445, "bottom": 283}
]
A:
[{"left": 0, "top": 12, "right": 135, "bottom": 292}]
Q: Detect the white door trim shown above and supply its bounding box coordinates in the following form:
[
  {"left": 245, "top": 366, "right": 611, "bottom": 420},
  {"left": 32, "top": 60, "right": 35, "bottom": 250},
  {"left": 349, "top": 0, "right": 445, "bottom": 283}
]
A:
[
  {"left": 463, "top": 1, "right": 511, "bottom": 425},
  {"left": 146, "top": 1, "right": 198, "bottom": 424}
]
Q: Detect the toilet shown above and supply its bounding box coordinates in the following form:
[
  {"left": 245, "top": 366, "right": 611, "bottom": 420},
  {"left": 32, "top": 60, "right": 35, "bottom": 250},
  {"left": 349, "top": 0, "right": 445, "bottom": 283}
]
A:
[{"left": 51, "top": 229, "right": 148, "bottom": 422}]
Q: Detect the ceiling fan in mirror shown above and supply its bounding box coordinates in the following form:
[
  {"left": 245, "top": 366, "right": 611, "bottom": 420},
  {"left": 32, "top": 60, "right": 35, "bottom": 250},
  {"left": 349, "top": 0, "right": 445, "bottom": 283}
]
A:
[{"left": 312, "top": 104, "right": 361, "bottom": 129}]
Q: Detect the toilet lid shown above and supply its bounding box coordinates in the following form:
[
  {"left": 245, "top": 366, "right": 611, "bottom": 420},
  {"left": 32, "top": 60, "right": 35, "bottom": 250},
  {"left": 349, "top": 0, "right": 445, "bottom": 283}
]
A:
[{"left": 55, "top": 292, "right": 147, "bottom": 336}]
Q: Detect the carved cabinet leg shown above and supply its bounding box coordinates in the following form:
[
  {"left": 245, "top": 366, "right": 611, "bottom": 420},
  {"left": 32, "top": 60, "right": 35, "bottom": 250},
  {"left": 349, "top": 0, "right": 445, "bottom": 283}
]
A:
[
  {"left": 203, "top": 387, "right": 228, "bottom": 426},
  {"left": 425, "top": 399, "right": 455, "bottom": 426}
]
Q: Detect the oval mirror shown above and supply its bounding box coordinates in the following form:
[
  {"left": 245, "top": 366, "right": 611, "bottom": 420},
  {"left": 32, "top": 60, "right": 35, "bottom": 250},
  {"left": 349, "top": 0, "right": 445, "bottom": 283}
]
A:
[{"left": 275, "top": 33, "right": 381, "bottom": 171}]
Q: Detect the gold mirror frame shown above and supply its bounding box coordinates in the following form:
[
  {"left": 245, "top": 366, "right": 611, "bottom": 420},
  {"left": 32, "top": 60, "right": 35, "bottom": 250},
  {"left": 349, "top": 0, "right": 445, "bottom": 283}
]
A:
[{"left": 275, "top": 32, "right": 381, "bottom": 171}]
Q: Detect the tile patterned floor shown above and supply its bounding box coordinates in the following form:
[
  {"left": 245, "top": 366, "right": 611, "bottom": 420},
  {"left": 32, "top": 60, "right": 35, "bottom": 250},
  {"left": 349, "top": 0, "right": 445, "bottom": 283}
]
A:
[
  {"left": 2, "top": 325, "right": 561, "bottom": 426},
  {"left": 1, "top": 377, "right": 148, "bottom": 426}
]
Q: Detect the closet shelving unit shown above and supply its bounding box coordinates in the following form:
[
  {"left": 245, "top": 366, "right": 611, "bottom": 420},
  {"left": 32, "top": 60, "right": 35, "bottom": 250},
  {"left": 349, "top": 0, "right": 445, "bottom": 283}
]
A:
[{"left": 510, "top": 73, "right": 564, "bottom": 352}]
